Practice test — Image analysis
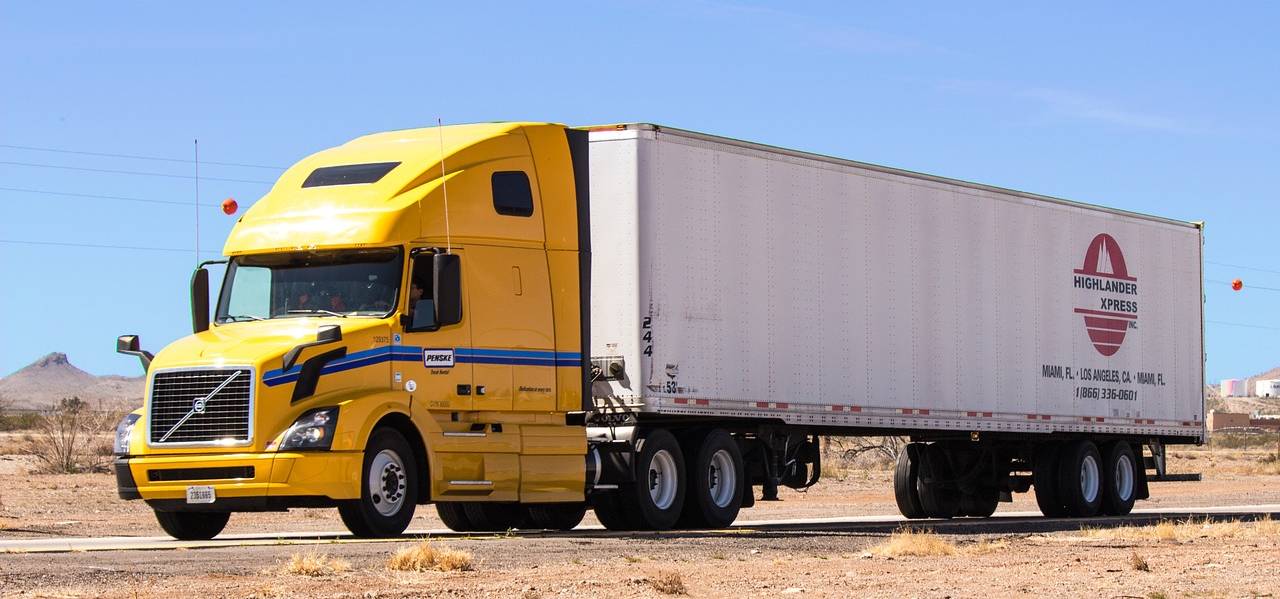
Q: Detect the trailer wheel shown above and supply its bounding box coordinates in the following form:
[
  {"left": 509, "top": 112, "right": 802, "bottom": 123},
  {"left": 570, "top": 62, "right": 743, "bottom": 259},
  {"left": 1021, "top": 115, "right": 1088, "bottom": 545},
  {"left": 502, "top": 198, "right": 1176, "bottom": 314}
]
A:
[
  {"left": 338, "top": 427, "right": 418, "bottom": 537},
  {"left": 1056, "top": 440, "right": 1103, "bottom": 517},
  {"left": 462, "top": 503, "right": 526, "bottom": 532},
  {"left": 1032, "top": 443, "right": 1069, "bottom": 517},
  {"left": 678, "top": 429, "right": 744, "bottom": 529},
  {"left": 153, "top": 510, "right": 230, "bottom": 540},
  {"left": 525, "top": 503, "right": 588, "bottom": 531},
  {"left": 1101, "top": 442, "right": 1137, "bottom": 516},
  {"left": 435, "top": 502, "right": 473, "bottom": 532},
  {"left": 916, "top": 443, "right": 959, "bottom": 519},
  {"left": 894, "top": 443, "right": 927, "bottom": 519}
]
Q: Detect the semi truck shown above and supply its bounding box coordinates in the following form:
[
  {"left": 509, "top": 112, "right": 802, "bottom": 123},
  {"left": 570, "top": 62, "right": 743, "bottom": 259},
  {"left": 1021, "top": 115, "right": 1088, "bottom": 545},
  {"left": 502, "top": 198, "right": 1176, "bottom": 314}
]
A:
[{"left": 112, "top": 122, "right": 1205, "bottom": 539}]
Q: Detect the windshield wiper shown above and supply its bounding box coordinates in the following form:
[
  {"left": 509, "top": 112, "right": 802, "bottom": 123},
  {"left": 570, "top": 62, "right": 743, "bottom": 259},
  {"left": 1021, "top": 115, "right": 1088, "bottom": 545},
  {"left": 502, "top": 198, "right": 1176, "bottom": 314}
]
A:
[
  {"left": 285, "top": 309, "right": 349, "bottom": 318},
  {"left": 223, "top": 314, "right": 265, "bottom": 322}
]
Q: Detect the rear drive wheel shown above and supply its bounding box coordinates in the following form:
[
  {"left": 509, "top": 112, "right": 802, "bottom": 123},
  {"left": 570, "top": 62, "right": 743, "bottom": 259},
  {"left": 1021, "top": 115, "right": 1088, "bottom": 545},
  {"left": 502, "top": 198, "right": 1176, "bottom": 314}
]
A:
[
  {"left": 1101, "top": 442, "right": 1138, "bottom": 516},
  {"left": 679, "top": 429, "right": 744, "bottom": 528},
  {"left": 593, "top": 428, "right": 686, "bottom": 530},
  {"left": 1033, "top": 443, "right": 1069, "bottom": 517},
  {"left": 435, "top": 502, "right": 474, "bottom": 532},
  {"left": 462, "top": 503, "right": 525, "bottom": 532},
  {"left": 338, "top": 428, "right": 417, "bottom": 537},
  {"left": 894, "top": 443, "right": 927, "bottom": 519},
  {"left": 1056, "top": 440, "right": 1103, "bottom": 517},
  {"left": 959, "top": 490, "right": 999, "bottom": 518},
  {"left": 525, "top": 503, "right": 588, "bottom": 531},
  {"left": 916, "top": 444, "right": 959, "bottom": 519},
  {"left": 153, "top": 510, "right": 230, "bottom": 540}
]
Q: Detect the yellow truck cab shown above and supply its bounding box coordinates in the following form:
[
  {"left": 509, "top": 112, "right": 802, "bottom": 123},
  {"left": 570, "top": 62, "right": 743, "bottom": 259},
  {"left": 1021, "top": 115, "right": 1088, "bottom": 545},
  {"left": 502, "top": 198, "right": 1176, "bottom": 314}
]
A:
[{"left": 114, "top": 122, "right": 593, "bottom": 539}]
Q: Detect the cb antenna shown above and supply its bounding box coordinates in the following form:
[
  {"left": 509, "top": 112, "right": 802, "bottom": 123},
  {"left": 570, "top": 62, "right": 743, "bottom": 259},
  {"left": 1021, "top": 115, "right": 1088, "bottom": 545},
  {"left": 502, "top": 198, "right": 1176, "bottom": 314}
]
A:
[
  {"left": 194, "top": 138, "right": 200, "bottom": 265},
  {"left": 436, "top": 117, "right": 452, "bottom": 253}
]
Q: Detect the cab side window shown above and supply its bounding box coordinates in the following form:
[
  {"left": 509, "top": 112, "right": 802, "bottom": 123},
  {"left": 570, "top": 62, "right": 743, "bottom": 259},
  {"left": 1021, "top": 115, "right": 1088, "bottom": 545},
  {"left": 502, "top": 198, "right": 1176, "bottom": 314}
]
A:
[
  {"left": 405, "top": 253, "right": 436, "bottom": 331},
  {"left": 492, "top": 171, "right": 533, "bottom": 217}
]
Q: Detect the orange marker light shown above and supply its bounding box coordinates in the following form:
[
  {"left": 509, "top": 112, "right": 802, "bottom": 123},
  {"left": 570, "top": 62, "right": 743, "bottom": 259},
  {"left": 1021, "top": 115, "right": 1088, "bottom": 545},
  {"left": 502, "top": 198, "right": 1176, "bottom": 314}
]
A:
[
  {"left": 222, "top": 198, "right": 238, "bottom": 215},
  {"left": 1232, "top": 279, "right": 1243, "bottom": 291}
]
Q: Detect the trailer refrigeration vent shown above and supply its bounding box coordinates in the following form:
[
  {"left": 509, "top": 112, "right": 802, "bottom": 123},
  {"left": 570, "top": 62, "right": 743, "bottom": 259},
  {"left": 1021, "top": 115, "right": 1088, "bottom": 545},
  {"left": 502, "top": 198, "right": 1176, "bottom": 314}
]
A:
[{"left": 301, "top": 162, "right": 400, "bottom": 188}]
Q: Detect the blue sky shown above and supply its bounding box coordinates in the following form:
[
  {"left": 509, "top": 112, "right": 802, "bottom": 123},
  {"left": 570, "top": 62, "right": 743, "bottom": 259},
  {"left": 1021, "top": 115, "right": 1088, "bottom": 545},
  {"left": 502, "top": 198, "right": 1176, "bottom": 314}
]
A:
[{"left": 1, "top": 2, "right": 1276, "bottom": 382}]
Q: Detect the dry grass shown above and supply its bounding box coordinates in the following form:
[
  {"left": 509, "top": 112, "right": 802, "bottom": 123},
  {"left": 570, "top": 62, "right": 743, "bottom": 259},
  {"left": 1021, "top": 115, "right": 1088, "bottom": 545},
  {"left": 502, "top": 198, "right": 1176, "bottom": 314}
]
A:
[
  {"left": 870, "top": 527, "right": 957, "bottom": 557},
  {"left": 387, "top": 541, "right": 474, "bottom": 572},
  {"left": 964, "top": 537, "right": 1010, "bottom": 555},
  {"left": 273, "top": 552, "right": 352, "bottom": 577},
  {"left": 1129, "top": 550, "right": 1151, "bottom": 571},
  {"left": 647, "top": 570, "right": 687, "bottom": 595},
  {"left": 1082, "top": 516, "right": 1280, "bottom": 543}
]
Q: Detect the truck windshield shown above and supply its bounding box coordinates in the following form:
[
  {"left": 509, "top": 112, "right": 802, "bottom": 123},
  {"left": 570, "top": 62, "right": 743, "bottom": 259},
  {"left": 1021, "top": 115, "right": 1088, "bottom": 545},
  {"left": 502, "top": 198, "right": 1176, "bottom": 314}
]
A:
[{"left": 215, "top": 248, "right": 403, "bottom": 323}]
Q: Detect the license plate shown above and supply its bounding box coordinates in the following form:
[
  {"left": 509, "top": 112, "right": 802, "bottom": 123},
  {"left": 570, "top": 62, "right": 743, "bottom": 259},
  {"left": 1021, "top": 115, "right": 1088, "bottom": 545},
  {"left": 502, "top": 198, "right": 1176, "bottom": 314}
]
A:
[{"left": 186, "top": 485, "right": 216, "bottom": 504}]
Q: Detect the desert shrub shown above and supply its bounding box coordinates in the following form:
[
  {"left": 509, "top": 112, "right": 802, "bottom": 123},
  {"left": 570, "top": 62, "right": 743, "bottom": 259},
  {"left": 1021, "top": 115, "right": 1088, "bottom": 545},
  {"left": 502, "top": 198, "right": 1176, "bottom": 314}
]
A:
[
  {"left": 871, "top": 527, "right": 957, "bottom": 557},
  {"left": 0, "top": 411, "right": 42, "bottom": 432},
  {"left": 647, "top": 570, "right": 687, "bottom": 595},
  {"left": 1209, "top": 432, "right": 1280, "bottom": 450},
  {"left": 823, "top": 437, "right": 907, "bottom": 477},
  {"left": 387, "top": 541, "right": 474, "bottom": 572},
  {"left": 273, "top": 552, "right": 351, "bottom": 577},
  {"left": 21, "top": 397, "right": 121, "bottom": 474}
]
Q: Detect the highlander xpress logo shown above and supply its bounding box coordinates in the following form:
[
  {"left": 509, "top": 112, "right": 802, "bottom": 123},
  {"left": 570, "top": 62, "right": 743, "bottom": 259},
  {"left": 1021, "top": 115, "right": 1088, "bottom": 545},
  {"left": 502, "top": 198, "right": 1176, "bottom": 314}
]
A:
[{"left": 1073, "top": 233, "right": 1138, "bottom": 356}]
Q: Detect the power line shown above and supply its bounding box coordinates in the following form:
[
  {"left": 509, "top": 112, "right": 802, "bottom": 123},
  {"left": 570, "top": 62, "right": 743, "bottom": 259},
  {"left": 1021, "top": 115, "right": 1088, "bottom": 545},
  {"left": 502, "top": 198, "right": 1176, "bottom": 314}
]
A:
[
  {"left": 0, "top": 239, "right": 221, "bottom": 255},
  {"left": 0, "top": 143, "right": 285, "bottom": 170},
  {"left": 0, "top": 186, "right": 222, "bottom": 208},
  {"left": 1207, "top": 278, "right": 1280, "bottom": 292},
  {"left": 1207, "top": 319, "right": 1280, "bottom": 332},
  {"left": 0, "top": 161, "right": 273, "bottom": 184},
  {"left": 1205, "top": 259, "right": 1280, "bottom": 276}
]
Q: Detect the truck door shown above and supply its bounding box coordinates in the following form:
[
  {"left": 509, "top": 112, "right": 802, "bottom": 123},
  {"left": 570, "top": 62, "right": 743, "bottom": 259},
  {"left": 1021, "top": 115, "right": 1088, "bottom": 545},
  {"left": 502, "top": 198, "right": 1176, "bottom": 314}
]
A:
[{"left": 397, "top": 248, "right": 473, "bottom": 413}]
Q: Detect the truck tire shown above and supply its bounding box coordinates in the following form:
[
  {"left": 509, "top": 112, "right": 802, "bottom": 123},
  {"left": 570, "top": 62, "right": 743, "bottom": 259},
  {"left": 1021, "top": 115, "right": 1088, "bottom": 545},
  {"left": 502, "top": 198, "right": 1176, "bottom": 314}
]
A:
[
  {"left": 1101, "top": 442, "right": 1138, "bottom": 516},
  {"left": 678, "top": 429, "right": 744, "bottom": 529},
  {"left": 435, "top": 502, "right": 474, "bottom": 532},
  {"left": 959, "top": 490, "right": 998, "bottom": 518},
  {"left": 594, "top": 428, "right": 686, "bottom": 530},
  {"left": 1033, "top": 443, "right": 1069, "bottom": 517},
  {"left": 462, "top": 503, "right": 525, "bottom": 532},
  {"left": 1056, "top": 440, "right": 1103, "bottom": 517},
  {"left": 338, "top": 428, "right": 418, "bottom": 537},
  {"left": 153, "top": 510, "right": 230, "bottom": 540},
  {"left": 525, "top": 503, "right": 588, "bottom": 531},
  {"left": 916, "top": 444, "right": 959, "bottom": 519},
  {"left": 894, "top": 443, "right": 927, "bottom": 519}
]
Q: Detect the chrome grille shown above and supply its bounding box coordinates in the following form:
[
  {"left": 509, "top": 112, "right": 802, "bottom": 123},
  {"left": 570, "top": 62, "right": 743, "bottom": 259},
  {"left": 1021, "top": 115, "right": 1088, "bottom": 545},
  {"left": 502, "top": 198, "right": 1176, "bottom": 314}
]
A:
[{"left": 148, "top": 368, "right": 253, "bottom": 446}]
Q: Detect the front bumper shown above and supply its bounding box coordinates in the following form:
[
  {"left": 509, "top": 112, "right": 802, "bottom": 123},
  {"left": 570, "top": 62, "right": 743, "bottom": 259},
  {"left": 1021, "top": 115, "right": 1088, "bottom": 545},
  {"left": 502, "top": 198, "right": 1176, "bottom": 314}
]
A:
[{"left": 114, "top": 451, "right": 362, "bottom": 511}]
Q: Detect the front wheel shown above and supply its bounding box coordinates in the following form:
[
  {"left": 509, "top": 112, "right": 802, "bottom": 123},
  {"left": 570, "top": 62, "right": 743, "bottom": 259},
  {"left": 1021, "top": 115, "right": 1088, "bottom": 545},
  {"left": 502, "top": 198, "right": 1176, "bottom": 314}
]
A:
[
  {"left": 153, "top": 510, "right": 230, "bottom": 540},
  {"left": 338, "top": 428, "right": 418, "bottom": 537}
]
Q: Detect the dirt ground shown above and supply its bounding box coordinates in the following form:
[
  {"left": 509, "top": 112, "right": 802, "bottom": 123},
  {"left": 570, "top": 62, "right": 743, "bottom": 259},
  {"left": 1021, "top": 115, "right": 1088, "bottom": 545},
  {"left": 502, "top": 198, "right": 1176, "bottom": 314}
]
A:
[{"left": 1, "top": 443, "right": 1278, "bottom": 598}]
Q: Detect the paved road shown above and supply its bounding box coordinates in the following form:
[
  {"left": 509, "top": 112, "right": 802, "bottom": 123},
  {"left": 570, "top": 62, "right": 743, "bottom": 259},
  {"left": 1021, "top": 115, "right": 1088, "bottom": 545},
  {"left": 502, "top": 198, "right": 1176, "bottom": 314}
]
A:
[{"left": 3, "top": 503, "right": 1278, "bottom": 554}]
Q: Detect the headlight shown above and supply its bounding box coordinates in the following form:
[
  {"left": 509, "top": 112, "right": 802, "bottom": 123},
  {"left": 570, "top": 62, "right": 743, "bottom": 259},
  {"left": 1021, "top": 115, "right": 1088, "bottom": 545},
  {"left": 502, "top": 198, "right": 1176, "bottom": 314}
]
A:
[
  {"left": 279, "top": 407, "right": 339, "bottom": 451},
  {"left": 114, "top": 413, "right": 140, "bottom": 455}
]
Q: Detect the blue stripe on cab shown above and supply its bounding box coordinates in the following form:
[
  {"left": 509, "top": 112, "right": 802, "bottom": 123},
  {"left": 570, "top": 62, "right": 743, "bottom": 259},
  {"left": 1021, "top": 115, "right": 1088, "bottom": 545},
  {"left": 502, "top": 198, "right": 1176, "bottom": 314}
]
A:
[{"left": 261, "top": 345, "right": 582, "bottom": 387}]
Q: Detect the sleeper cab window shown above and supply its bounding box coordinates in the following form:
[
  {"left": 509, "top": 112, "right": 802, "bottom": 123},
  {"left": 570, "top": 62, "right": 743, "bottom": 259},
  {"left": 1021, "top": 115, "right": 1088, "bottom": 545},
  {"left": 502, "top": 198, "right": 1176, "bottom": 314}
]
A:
[{"left": 492, "top": 171, "right": 533, "bottom": 217}]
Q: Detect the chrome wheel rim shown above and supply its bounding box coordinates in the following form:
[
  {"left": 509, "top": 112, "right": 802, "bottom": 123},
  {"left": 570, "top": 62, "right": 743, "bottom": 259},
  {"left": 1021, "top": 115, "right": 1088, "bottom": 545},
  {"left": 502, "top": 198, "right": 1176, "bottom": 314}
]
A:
[
  {"left": 648, "top": 449, "right": 678, "bottom": 510},
  {"left": 708, "top": 449, "right": 736, "bottom": 509},
  {"left": 1114, "top": 453, "right": 1134, "bottom": 500},
  {"left": 369, "top": 449, "right": 407, "bottom": 517},
  {"left": 1080, "top": 454, "right": 1100, "bottom": 504}
]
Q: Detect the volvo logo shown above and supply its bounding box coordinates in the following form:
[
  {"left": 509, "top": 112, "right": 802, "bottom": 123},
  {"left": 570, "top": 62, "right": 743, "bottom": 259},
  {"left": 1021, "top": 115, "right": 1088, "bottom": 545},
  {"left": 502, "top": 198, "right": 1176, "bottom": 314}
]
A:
[{"left": 192, "top": 397, "right": 207, "bottom": 413}]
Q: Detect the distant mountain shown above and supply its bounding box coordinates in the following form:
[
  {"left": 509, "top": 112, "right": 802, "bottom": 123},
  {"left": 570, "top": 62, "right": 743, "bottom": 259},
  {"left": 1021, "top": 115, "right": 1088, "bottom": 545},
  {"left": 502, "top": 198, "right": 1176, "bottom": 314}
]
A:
[{"left": 0, "top": 353, "right": 144, "bottom": 410}]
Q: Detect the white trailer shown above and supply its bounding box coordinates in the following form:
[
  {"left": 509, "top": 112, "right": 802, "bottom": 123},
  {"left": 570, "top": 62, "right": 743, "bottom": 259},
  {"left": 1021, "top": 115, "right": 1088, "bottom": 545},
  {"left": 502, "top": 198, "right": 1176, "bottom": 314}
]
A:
[{"left": 582, "top": 124, "right": 1204, "bottom": 525}]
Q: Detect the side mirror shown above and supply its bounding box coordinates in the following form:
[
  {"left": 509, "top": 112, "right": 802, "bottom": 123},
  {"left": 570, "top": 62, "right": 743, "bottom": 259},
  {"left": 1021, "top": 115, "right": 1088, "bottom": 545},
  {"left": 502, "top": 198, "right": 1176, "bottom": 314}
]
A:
[
  {"left": 116, "top": 335, "right": 153, "bottom": 372},
  {"left": 191, "top": 267, "right": 210, "bottom": 334},
  {"left": 433, "top": 253, "right": 462, "bottom": 326}
]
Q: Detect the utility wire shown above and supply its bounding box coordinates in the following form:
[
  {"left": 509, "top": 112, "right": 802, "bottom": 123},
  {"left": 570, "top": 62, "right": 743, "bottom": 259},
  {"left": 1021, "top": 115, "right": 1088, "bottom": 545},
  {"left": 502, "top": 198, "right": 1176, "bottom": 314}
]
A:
[
  {"left": 0, "top": 143, "right": 285, "bottom": 170},
  {"left": 1207, "top": 278, "right": 1280, "bottom": 292},
  {"left": 0, "top": 161, "right": 273, "bottom": 184},
  {"left": 0, "top": 239, "right": 222, "bottom": 255},
  {"left": 0, "top": 185, "right": 222, "bottom": 207},
  {"left": 1205, "top": 259, "right": 1280, "bottom": 276},
  {"left": 1207, "top": 320, "right": 1280, "bottom": 332}
]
